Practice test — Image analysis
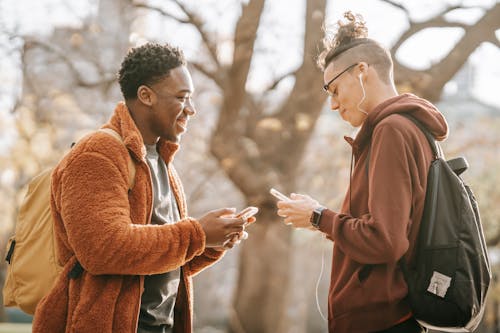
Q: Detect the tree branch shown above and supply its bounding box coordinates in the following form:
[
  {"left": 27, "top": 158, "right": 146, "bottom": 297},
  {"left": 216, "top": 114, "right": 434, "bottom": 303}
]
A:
[
  {"left": 134, "top": 1, "right": 221, "bottom": 68},
  {"left": 392, "top": 3, "right": 500, "bottom": 101},
  {"left": 269, "top": 0, "right": 327, "bottom": 174},
  {"left": 213, "top": 0, "right": 266, "bottom": 134},
  {"left": 435, "top": 4, "right": 489, "bottom": 18},
  {"left": 133, "top": 3, "right": 189, "bottom": 23},
  {"left": 378, "top": 0, "right": 410, "bottom": 18},
  {"left": 208, "top": 0, "right": 269, "bottom": 197},
  {"left": 489, "top": 32, "right": 500, "bottom": 48},
  {"left": 389, "top": 3, "right": 489, "bottom": 56},
  {"left": 276, "top": 0, "right": 327, "bottom": 122},
  {"left": 264, "top": 69, "right": 297, "bottom": 92},
  {"left": 391, "top": 18, "right": 467, "bottom": 56},
  {"left": 24, "top": 38, "right": 116, "bottom": 88},
  {"left": 190, "top": 61, "right": 223, "bottom": 88},
  {"left": 420, "top": 3, "right": 500, "bottom": 100},
  {"left": 14, "top": 46, "right": 38, "bottom": 112},
  {"left": 172, "top": 0, "right": 220, "bottom": 68}
]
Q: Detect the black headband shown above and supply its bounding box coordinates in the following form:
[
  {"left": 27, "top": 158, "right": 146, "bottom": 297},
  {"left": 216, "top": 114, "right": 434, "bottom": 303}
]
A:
[{"left": 327, "top": 38, "right": 372, "bottom": 62}]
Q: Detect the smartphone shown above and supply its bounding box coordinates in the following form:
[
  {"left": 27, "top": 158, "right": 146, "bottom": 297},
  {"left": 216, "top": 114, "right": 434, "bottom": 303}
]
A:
[
  {"left": 269, "top": 188, "right": 290, "bottom": 201},
  {"left": 235, "top": 206, "right": 259, "bottom": 220}
]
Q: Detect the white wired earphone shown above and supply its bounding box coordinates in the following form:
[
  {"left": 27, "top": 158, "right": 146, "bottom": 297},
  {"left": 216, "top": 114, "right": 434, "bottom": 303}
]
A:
[
  {"left": 316, "top": 245, "right": 327, "bottom": 322},
  {"left": 357, "top": 73, "right": 368, "bottom": 116},
  {"left": 315, "top": 73, "right": 368, "bottom": 323}
]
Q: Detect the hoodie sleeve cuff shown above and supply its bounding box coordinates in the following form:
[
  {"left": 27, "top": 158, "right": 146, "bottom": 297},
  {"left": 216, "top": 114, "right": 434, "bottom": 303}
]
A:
[{"left": 318, "top": 208, "right": 336, "bottom": 239}]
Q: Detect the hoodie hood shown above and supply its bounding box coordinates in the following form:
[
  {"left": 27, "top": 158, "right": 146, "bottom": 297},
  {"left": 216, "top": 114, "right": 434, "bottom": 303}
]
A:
[{"left": 351, "top": 93, "right": 449, "bottom": 150}]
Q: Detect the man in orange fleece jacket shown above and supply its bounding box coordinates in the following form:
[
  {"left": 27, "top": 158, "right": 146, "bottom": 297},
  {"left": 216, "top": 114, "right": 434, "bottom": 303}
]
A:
[
  {"left": 276, "top": 12, "right": 448, "bottom": 333},
  {"left": 33, "top": 43, "right": 250, "bottom": 333}
]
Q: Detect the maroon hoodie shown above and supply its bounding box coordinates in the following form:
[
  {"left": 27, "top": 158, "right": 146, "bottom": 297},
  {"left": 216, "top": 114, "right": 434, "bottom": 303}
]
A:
[{"left": 318, "top": 93, "right": 449, "bottom": 332}]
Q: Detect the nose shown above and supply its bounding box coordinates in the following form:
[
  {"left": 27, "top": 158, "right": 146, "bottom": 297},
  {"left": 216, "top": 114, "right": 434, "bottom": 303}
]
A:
[
  {"left": 329, "top": 96, "right": 339, "bottom": 111},
  {"left": 183, "top": 100, "right": 196, "bottom": 116}
]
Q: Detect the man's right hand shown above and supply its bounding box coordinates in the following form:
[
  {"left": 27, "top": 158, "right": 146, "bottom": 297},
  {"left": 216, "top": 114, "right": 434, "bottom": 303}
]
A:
[{"left": 197, "top": 208, "right": 246, "bottom": 248}]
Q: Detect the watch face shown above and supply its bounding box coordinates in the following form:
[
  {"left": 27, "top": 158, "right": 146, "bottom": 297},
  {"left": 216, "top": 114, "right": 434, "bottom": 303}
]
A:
[{"left": 311, "top": 207, "right": 325, "bottom": 228}]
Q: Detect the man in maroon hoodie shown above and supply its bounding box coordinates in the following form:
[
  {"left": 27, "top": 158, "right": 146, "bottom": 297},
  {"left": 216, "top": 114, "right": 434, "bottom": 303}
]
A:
[{"left": 276, "top": 12, "right": 448, "bottom": 333}]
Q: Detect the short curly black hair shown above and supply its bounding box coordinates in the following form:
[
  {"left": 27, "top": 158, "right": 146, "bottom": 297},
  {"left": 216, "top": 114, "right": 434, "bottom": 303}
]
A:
[{"left": 118, "top": 42, "right": 187, "bottom": 100}]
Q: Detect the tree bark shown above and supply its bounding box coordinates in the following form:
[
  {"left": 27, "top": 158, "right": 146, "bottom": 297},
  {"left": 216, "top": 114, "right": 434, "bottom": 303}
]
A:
[
  {"left": 223, "top": 1, "right": 327, "bottom": 332},
  {"left": 229, "top": 206, "right": 292, "bottom": 333}
]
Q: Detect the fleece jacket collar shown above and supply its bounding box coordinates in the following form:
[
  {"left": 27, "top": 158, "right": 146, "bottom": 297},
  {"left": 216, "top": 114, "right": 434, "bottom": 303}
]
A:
[{"left": 103, "top": 101, "right": 180, "bottom": 164}]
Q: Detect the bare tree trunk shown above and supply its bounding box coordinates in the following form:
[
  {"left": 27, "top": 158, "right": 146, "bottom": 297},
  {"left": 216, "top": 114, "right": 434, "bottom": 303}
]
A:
[
  {"left": 222, "top": 1, "right": 327, "bottom": 332},
  {"left": 229, "top": 206, "right": 292, "bottom": 333}
]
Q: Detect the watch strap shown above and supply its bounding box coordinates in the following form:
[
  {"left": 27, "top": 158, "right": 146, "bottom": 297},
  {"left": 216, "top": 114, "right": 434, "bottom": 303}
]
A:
[{"left": 310, "top": 206, "right": 326, "bottom": 229}]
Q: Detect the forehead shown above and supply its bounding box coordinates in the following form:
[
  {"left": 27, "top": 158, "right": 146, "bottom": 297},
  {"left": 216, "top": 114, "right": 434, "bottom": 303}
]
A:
[
  {"left": 323, "top": 61, "right": 340, "bottom": 83},
  {"left": 156, "top": 65, "right": 194, "bottom": 93}
]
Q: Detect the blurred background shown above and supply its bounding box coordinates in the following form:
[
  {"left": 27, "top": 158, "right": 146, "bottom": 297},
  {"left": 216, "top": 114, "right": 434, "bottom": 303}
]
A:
[{"left": 0, "top": 0, "right": 499, "bottom": 332}]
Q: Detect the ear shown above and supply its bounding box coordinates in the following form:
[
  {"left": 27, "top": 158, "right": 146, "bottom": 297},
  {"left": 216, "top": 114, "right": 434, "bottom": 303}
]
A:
[
  {"left": 357, "top": 62, "right": 369, "bottom": 79},
  {"left": 137, "top": 85, "right": 154, "bottom": 107}
]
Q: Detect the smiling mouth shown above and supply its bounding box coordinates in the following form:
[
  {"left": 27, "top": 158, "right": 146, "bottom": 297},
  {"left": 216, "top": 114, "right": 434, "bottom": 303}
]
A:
[{"left": 177, "top": 118, "right": 188, "bottom": 130}]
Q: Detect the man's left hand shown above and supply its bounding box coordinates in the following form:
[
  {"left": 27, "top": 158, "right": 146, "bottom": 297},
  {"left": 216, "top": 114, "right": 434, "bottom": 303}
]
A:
[
  {"left": 213, "top": 216, "right": 255, "bottom": 251},
  {"left": 277, "top": 193, "right": 322, "bottom": 229}
]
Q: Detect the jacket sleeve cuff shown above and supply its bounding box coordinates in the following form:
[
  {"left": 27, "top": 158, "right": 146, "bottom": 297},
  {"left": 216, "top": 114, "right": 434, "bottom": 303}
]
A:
[
  {"left": 201, "top": 248, "right": 226, "bottom": 260},
  {"left": 186, "top": 218, "right": 206, "bottom": 256}
]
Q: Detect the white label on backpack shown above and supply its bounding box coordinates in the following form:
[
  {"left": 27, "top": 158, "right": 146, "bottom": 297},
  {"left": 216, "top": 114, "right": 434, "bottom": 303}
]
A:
[{"left": 427, "top": 271, "right": 452, "bottom": 298}]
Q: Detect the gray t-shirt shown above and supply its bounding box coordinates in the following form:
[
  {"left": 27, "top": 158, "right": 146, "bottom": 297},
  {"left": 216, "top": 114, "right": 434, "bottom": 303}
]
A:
[{"left": 138, "top": 144, "right": 181, "bottom": 333}]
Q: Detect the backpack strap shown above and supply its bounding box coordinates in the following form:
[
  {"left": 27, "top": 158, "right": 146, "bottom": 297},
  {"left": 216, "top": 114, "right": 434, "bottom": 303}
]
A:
[
  {"left": 401, "top": 115, "right": 469, "bottom": 176},
  {"left": 98, "top": 128, "right": 136, "bottom": 190},
  {"left": 398, "top": 113, "right": 441, "bottom": 159},
  {"left": 365, "top": 113, "right": 443, "bottom": 177}
]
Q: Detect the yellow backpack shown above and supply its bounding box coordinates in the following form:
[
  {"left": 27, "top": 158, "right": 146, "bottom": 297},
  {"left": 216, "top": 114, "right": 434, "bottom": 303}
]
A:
[{"left": 3, "top": 128, "right": 135, "bottom": 314}]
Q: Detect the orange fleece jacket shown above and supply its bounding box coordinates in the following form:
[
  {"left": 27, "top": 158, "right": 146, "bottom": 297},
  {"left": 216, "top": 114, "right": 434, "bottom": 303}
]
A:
[
  {"left": 33, "top": 102, "right": 224, "bottom": 333},
  {"left": 317, "top": 94, "right": 449, "bottom": 332}
]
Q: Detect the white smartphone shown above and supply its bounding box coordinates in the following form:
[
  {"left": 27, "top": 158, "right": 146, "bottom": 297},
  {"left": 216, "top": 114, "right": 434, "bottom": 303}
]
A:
[
  {"left": 235, "top": 206, "right": 259, "bottom": 220},
  {"left": 269, "top": 188, "right": 290, "bottom": 201}
]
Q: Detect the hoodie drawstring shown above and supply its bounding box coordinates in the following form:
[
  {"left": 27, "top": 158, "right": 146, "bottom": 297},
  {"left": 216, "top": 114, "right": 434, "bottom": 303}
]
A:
[{"left": 349, "top": 152, "right": 354, "bottom": 214}]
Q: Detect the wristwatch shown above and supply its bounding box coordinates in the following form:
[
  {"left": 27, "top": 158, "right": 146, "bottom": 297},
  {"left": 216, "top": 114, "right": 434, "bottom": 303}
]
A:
[{"left": 310, "top": 206, "right": 326, "bottom": 229}]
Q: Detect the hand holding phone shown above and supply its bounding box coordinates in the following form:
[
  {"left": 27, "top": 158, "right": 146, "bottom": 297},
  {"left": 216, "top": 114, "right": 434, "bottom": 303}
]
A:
[
  {"left": 224, "top": 207, "right": 258, "bottom": 245},
  {"left": 270, "top": 188, "right": 291, "bottom": 202},
  {"left": 235, "top": 206, "right": 259, "bottom": 221}
]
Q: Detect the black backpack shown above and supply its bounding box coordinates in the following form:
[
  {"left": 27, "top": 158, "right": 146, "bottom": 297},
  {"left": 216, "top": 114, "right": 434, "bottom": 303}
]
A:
[{"left": 390, "top": 114, "right": 492, "bottom": 332}]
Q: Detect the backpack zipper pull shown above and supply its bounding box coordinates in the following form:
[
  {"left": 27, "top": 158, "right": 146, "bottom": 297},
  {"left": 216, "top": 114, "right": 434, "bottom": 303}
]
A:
[{"left": 5, "top": 239, "right": 16, "bottom": 264}]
